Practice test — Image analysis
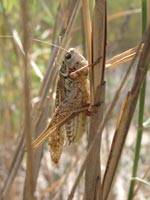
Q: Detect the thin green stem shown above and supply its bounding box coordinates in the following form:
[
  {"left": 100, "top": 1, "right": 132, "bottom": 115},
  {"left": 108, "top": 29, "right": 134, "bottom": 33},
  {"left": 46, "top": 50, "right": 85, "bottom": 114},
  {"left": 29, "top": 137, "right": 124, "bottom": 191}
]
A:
[{"left": 127, "top": 1, "right": 147, "bottom": 199}]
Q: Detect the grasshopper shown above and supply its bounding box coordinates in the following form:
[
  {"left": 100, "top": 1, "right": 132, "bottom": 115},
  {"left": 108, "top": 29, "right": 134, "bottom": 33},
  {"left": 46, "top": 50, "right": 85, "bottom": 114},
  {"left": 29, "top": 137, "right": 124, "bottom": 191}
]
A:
[{"left": 32, "top": 48, "right": 90, "bottom": 164}]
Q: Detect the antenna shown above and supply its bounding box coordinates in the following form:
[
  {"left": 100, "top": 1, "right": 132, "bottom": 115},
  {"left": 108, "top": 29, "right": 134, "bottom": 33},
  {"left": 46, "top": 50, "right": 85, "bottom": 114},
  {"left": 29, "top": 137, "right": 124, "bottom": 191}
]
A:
[{"left": 0, "top": 35, "right": 68, "bottom": 52}]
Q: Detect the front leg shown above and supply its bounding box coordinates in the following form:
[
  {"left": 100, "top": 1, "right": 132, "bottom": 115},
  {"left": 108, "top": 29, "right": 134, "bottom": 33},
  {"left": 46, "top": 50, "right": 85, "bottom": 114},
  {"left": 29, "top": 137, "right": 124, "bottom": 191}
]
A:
[{"left": 87, "top": 102, "right": 102, "bottom": 116}]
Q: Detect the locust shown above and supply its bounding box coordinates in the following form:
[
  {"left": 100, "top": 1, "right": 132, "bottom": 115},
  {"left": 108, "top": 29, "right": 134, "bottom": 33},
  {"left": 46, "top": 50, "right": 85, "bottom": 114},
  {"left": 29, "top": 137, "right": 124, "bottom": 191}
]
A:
[{"left": 32, "top": 48, "right": 90, "bottom": 164}]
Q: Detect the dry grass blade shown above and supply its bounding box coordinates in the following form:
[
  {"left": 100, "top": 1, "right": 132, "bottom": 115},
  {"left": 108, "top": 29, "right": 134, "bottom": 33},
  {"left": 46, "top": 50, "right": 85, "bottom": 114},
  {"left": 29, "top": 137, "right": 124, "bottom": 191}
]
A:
[
  {"left": 106, "top": 44, "right": 144, "bottom": 69},
  {"left": 81, "top": 0, "right": 91, "bottom": 62},
  {"left": 133, "top": 166, "right": 150, "bottom": 198},
  {"left": 20, "top": 0, "right": 34, "bottom": 200},
  {"left": 40, "top": 177, "right": 64, "bottom": 199},
  {"left": 13, "top": 31, "right": 43, "bottom": 80},
  {"left": 69, "top": 44, "right": 143, "bottom": 72},
  {"left": 108, "top": 8, "right": 141, "bottom": 22},
  {"left": 102, "top": 26, "right": 150, "bottom": 200},
  {"left": 81, "top": 0, "right": 92, "bottom": 105},
  {"left": 84, "top": 0, "right": 106, "bottom": 199},
  {"left": 0, "top": 134, "right": 25, "bottom": 200},
  {"left": 32, "top": 105, "right": 90, "bottom": 149},
  {"left": 131, "top": 178, "right": 150, "bottom": 187}
]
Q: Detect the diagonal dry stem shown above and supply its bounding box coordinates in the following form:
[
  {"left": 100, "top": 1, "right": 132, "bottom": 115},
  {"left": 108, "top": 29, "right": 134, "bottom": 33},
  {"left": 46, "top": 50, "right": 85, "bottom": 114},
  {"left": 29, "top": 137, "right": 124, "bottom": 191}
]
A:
[
  {"left": 106, "top": 44, "right": 144, "bottom": 69},
  {"left": 67, "top": 38, "right": 143, "bottom": 200},
  {"left": 102, "top": 26, "right": 150, "bottom": 200}
]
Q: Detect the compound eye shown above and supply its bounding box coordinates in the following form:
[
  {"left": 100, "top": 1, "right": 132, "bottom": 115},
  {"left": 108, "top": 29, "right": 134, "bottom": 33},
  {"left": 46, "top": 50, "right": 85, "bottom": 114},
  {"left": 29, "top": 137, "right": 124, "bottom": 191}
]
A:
[{"left": 65, "top": 52, "right": 72, "bottom": 60}]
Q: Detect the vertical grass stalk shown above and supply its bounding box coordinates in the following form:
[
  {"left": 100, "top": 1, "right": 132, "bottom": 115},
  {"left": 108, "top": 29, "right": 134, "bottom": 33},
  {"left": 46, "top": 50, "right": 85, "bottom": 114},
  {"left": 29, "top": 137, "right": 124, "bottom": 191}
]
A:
[{"left": 127, "top": 1, "right": 147, "bottom": 199}]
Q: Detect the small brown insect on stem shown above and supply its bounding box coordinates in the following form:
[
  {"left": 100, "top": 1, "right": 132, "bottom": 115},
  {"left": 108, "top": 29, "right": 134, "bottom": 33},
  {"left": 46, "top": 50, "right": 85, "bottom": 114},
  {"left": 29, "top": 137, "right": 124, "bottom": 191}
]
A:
[{"left": 32, "top": 48, "right": 91, "bottom": 164}]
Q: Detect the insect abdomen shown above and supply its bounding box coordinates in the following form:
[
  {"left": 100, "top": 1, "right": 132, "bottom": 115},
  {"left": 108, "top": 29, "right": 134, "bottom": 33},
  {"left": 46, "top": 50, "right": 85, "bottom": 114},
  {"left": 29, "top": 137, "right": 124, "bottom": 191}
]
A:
[{"left": 65, "top": 112, "right": 87, "bottom": 144}]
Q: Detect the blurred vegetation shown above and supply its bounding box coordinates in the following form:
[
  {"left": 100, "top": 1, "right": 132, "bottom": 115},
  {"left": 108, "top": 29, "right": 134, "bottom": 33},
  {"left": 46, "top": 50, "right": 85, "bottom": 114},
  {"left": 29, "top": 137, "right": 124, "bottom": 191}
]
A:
[
  {"left": 0, "top": 0, "right": 150, "bottom": 200},
  {"left": 0, "top": 0, "right": 142, "bottom": 137}
]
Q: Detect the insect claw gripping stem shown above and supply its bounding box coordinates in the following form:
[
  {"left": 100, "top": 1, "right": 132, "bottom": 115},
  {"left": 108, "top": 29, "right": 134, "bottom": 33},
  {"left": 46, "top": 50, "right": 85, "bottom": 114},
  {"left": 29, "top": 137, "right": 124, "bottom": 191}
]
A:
[
  {"left": 87, "top": 102, "right": 102, "bottom": 116},
  {"left": 89, "top": 56, "right": 102, "bottom": 68}
]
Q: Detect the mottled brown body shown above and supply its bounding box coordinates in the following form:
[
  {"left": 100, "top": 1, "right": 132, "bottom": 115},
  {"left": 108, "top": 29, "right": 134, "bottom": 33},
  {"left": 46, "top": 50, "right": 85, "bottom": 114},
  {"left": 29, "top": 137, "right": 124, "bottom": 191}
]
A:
[{"left": 32, "top": 48, "right": 89, "bottom": 164}]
